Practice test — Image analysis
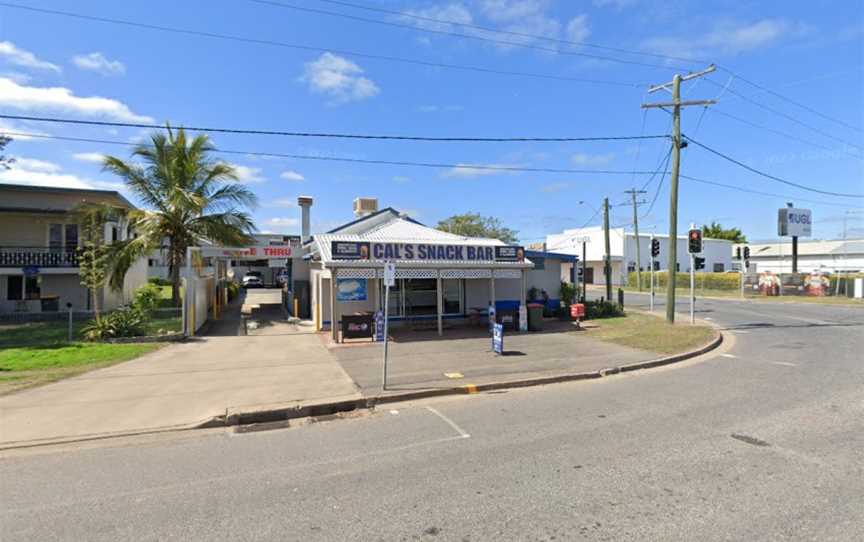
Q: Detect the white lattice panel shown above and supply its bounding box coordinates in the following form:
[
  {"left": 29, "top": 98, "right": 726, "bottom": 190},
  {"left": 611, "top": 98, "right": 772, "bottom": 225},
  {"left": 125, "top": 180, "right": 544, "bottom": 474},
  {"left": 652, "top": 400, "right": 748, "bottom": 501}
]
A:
[
  {"left": 336, "top": 268, "right": 376, "bottom": 279},
  {"left": 493, "top": 269, "right": 522, "bottom": 279},
  {"left": 441, "top": 269, "right": 492, "bottom": 279}
]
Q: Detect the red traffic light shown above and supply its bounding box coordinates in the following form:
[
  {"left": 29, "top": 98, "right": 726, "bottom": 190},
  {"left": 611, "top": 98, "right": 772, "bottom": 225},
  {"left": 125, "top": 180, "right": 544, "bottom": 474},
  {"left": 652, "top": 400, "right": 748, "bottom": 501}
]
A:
[{"left": 688, "top": 229, "right": 702, "bottom": 254}]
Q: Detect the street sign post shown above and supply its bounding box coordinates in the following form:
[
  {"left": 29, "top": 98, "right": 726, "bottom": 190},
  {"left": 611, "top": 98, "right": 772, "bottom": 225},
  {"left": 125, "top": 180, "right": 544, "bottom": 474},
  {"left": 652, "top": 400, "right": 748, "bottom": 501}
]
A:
[{"left": 381, "top": 261, "right": 395, "bottom": 390}]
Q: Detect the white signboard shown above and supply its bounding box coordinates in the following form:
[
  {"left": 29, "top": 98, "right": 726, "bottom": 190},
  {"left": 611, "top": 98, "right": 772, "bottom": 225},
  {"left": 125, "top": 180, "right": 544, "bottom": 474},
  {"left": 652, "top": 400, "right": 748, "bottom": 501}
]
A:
[
  {"left": 198, "top": 245, "right": 293, "bottom": 260},
  {"left": 268, "top": 258, "right": 288, "bottom": 268},
  {"left": 383, "top": 262, "right": 396, "bottom": 287},
  {"left": 778, "top": 208, "right": 812, "bottom": 237}
]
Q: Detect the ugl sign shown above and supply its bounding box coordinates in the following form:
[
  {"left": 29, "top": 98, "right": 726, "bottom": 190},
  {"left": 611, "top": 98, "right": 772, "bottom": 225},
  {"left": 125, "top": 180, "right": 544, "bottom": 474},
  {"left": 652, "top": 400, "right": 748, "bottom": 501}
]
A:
[{"left": 778, "top": 207, "right": 812, "bottom": 237}]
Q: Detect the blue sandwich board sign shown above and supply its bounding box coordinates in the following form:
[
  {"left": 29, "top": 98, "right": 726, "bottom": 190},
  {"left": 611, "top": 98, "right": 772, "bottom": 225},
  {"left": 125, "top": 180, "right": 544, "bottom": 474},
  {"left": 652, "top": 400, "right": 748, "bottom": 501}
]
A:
[{"left": 492, "top": 323, "right": 504, "bottom": 355}]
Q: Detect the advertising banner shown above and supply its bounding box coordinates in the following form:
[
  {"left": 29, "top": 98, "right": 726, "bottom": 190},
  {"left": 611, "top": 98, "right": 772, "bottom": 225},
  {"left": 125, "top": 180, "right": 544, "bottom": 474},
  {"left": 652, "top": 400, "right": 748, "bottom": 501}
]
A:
[
  {"left": 492, "top": 323, "right": 504, "bottom": 355},
  {"left": 331, "top": 241, "right": 370, "bottom": 260},
  {"left": 778, "top": 207, "right": 812, "bottom": 237},
  {"left": 330, "top": 241, "right": 524, "bottom": 263},
  {"left": 336, "top": 278, "right": 368, "bottom": 301}
]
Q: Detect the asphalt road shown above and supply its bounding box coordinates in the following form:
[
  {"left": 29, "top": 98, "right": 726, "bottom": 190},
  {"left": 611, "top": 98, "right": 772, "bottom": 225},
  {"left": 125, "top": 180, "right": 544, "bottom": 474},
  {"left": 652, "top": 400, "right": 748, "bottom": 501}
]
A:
[{"left": 1, "top": 295, "right": 862, "bottom": 541}]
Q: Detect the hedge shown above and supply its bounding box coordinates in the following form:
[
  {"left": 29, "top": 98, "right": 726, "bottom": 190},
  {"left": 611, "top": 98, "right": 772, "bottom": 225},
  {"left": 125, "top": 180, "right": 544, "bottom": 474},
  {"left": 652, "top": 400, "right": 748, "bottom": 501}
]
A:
[{"left": 627, "top": 271, "right": 741, "bottom": 290}]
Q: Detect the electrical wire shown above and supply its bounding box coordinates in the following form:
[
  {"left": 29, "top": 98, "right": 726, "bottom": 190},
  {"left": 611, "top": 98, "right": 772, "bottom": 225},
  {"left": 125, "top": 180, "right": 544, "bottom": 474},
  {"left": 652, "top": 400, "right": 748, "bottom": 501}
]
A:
[
  {"left": 311, "top": 0, "right": 705, "bottom": 66},
  {"left": 680, "top": 175, "right": 855, "bottom": 209},
  {"left": 704, "top": 78, "right": 864, "bottom": 151},
  {"left": 716, "top": 66, "right": 863, "bottom": 134},
  {"left": 641, "top": 151, "right": 673, "bottom": 218},
  {"left": 0, "top": 131, "right": 668, "bottom": 176},
  {"left": 250, "top": 0, "right": 690, "bottom": 71},
  {"left": 0, "top": 2, "right": 644, "bottom": 87},
  {"left": 683, "top": 135, "right": 864, "bottom": 198},
  {"left": 0, "top": 114, "right": 669, "bottom": 143}
]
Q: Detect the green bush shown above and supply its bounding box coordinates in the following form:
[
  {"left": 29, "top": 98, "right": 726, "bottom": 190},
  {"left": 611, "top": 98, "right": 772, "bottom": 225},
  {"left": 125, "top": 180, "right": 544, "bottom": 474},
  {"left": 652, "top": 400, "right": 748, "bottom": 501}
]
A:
[
  {"left": 83, "top": 306, "right": 147, "bottom": 340},
  {"left": 147, "top": 277, "right": 172, "bottom": 286},
  {"left": 584, "top": 299, "right": 624, "bottom": 319},
  {"left": 559, "top": 281, "right": 578, "bottom": 306},
  {"left": 227, "top": 281, "right": 240, "bottom": 301},
  {"left": 627, "top": 271, "right": 740, "bottom": 290},
  {"left": 132, "top": 283, "right": 161, "bottom": 314}
]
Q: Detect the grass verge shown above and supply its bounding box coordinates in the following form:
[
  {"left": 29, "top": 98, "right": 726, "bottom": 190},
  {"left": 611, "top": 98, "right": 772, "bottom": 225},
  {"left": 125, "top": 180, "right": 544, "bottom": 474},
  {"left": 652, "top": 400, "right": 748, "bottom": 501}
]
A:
[
  {"left": 0, "top": 315, "right": 180, "bottom": 395},
  {"left": 587, "top": 312, "right": 715, "bottom": 355},
  {"left": 622, "top": 287, "right": 864, "bottom": 305}
]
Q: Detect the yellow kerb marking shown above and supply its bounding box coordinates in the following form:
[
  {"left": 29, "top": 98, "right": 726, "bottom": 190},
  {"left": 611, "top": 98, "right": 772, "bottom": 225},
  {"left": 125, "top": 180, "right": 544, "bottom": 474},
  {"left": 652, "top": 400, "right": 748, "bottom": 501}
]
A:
[{"left": 463, "top": 384, "right": 478, "bottom": 394}]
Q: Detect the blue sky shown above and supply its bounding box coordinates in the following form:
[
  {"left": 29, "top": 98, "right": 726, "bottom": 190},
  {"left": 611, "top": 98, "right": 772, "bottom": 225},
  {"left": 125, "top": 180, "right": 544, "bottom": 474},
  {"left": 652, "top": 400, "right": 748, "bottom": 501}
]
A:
[{"left": 1, "top": 0, "right": 862, "bottom": 242}]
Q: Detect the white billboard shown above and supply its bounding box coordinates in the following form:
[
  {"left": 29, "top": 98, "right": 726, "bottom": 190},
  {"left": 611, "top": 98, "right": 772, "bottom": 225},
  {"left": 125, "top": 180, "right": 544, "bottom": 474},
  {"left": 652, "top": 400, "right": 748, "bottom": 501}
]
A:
[{"left": 778, "top": 207, "right": 812, "bottom": 237}]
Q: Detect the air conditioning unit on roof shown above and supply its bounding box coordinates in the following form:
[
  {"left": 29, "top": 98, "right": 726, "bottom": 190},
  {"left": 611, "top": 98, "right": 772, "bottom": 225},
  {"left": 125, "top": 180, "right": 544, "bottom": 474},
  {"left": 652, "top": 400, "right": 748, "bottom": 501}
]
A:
[{"left": 353, "top": 197, "right": 379, "bottom": 217}]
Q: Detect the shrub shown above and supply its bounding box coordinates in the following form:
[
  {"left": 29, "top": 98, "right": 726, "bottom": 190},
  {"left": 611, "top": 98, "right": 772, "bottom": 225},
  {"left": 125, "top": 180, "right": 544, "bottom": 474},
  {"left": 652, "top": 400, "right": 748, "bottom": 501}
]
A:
[
  {"left": 559, "top": 281, "right": 578, "bottom": 306},
  {"left": 132, "top": 283, "right": 162, "bottom": 314},
  {"left": 227, "top": 281, "right": 240, "bottom": 301},
  {"left": 83, "top": 306, "right": 147, "bottom": 340},
  {"left": 147, "top": 277, "right": 172, "bottom": 286},
  {"left": 627, "top": 271, "right": 740, "bottom": 290},
  {"left": 584, "top": 299, "right": 624, "bottom": 319}
]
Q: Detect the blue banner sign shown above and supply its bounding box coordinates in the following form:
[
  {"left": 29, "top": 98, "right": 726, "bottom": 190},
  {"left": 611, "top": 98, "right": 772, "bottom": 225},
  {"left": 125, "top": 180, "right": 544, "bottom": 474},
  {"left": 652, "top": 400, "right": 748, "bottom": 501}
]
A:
[
  {"left": 492, "top": 323, "right": 504, "bottom": 355},
  {"left": 331, "top": 241, "right": 524, "bottom": 262},
  {"left": 374, "top": 310, "right": 384, "bottom": 341},
  {"left": 336, "top": 278, "right": 368, "bottom": 301}
]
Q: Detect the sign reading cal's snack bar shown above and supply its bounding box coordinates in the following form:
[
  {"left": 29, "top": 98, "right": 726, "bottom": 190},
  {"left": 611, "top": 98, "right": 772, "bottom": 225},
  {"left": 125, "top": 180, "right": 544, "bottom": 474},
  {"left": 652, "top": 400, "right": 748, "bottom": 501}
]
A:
[
  {"left": 332, "top": 241, "right": 525, "bottom": 262},
  {"left": 331, "top": 241, "right": 370, "bottom": 260}
]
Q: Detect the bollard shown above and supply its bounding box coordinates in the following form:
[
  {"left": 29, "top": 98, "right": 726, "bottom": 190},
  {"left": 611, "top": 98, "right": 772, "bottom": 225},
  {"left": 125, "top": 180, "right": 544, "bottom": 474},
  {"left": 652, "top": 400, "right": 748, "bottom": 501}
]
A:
[
  {"left": 618, "top": 288, "right": 624, "bottom": 309},
  {"left": 66, "top": 302, "right": 73, "bottom": 342}
]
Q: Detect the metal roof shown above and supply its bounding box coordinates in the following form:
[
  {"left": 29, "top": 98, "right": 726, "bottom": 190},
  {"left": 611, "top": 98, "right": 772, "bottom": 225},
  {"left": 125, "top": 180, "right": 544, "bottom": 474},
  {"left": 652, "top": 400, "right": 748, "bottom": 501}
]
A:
[
  {"left": 0, "top": 182, "right": 136, "bottom": 210},
  {"left": 734, "top": 239, "right": 864, "bottom": 257}
]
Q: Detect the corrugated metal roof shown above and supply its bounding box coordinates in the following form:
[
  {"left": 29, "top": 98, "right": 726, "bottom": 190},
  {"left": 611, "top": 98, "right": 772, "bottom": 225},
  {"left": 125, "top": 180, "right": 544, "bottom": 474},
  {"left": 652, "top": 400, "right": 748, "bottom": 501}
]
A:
[
  {"left": 313, "top": 217, "right": 529, "bottom": 267},
  {"left": 734, "top": 239, "right": 864, "bottom": 257}
]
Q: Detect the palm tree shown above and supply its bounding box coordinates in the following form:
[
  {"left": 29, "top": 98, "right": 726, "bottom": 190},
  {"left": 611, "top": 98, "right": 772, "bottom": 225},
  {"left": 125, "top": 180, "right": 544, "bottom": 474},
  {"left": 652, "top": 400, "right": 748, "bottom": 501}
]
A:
[{"left": 103, "top": 127, "right": 257, "bottom": 305}]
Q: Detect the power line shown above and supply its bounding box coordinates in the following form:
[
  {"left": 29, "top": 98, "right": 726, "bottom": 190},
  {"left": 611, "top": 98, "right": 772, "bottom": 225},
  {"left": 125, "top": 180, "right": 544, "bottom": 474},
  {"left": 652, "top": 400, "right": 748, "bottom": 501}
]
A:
[
  {"left": 716, "top": 66, "right": 864, "bottom": 134},
  {"left": 250, "top": 0, "right": 690, "bottom": 71},
  {"left": 680, "top": 175, "right": 856, "bottom": 209},
  {"left": 704, "top": 78, "right": 864, "bottom": 151},
  {"left": 311, "top": 0, "right": 705, "bottom": 66},
  {"left": 0, "top": 131, "right": 669, "bottom": 176},
  {"left": 710, "top": 108, "right": 863, "bottom": 160},
  {"left": 0, "top": 2, "right": 643, "bottom": 87},
  {"left": 642, "top": 150, "right": 673, "bottom": 218},
  {"left": 684, "top": 135, "right": 864, "bottom": 198},
  {"left": 0, "top": 114, "right": 669, "bottom": 143}
]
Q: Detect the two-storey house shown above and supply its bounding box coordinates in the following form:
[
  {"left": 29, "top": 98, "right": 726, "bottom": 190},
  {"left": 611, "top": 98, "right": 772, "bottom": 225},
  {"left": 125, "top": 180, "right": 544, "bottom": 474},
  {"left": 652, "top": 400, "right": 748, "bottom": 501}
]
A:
[{"left": 0, "top": 183, "right": 148, "bottom": 314}]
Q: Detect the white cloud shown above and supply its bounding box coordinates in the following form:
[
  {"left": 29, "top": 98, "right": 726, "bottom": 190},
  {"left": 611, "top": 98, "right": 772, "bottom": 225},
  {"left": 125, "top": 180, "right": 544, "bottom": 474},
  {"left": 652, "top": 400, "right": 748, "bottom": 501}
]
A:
[
  {"left": 72, "top": 152, "right": 106, "bottom": 164},
  {"left": 476, "top": 0, "right": 562, "bottom": 47},
  {"left": 263, "top": 198, "right": 297, "bottom": 208},
  {"left": 442, "top": 163, "right": 519, "bottom": 178},
  {"left": 72, "top": 52, "right": 126, "bottom": 76},
  {"left": 0, "top": 77, "right": 152, "bottom": 122},
  {"left": 10, "top": 157, "right": 61, "bottom": 173},
  {"left": 301, "top": 53, "right": 380, "bottom": 104},
  {"left": 0, "top": 157, "right": 123, "bottom": 191},
  {"left": 402, "top": 3, "right": 474, "bottom": 32},
  {"left": 542, "top": 182, "right": 570, "bottom": 193},
  {"left": 566, "top": 15, "right": 590, "bottom": 43},
  {"left": 0, "top": 119, "right": 48, "bottom": 141},
  {"left": 0, "top": 72, "right": 31, "bottom": 84},
  {"left": 280, "top": 170, "right": 305, "bottom": 181},
  {"left": 231, "top": 165, "right": 264, "bottom": 183},
  {"left": 571, "top": 152, "right": 616, "bottom": 167},
  {"left": 0, "top": 41, "right": 60, "bottom": 73},
  {"left": 642, "top": 19, "right": 799, "bottom": 58},
  {"left": 264, "top": 217, "right": 301, "bottom": 232}
]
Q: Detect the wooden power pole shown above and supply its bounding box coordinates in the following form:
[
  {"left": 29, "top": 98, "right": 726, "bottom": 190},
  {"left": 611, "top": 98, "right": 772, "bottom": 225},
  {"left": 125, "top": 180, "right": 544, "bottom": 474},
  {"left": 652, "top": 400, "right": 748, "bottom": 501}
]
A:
[
  {"left": 642, "top": 64, "right": 717, "bottom": 323},
  {"left": 603, "top": 197, "right": 612, "bottom": 301},
  {"left": 624, "top": 189, "right": 647, "bottom": 291}
]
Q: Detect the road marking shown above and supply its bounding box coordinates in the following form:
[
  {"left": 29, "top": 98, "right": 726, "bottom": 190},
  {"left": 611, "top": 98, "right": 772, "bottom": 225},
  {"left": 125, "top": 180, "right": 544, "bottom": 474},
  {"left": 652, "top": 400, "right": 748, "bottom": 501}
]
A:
[
  {"left": 771, "top": 361, "right": 797, "bottom": 367},
  {"left": 444, "top": 372, "right": 464, "bottom": 379},
  {"left": 426, "top": 406, "right": 470, "bottom": 439},
  {"left": 389, "top": 410, "right": 400, "bottom": 415},
  {"left": 729, "top": 330, "right": 749, "bottom": 334},
  {"left": 704, "top": 317, "right": 713, "bottom": 321},
  {"left": 721, "top": 354, "right": 737, "bottom": 358}
]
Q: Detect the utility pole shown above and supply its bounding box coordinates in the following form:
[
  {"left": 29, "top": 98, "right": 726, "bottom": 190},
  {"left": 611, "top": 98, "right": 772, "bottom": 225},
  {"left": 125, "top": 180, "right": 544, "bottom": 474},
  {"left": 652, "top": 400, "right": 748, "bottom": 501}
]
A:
[
  {"left": 625, "top": 189, "right": 647, "bottom": 291},
  {"left": 642, "top": 64, "right": 717, "bottom": 323},
  {"left": 602, "top": 197, "right": 612, "bottom": 301}
]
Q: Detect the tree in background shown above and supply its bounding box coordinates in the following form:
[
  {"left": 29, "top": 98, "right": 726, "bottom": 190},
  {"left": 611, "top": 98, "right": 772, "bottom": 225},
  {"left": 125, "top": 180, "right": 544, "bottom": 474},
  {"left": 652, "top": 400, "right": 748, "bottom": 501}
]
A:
[
  {"left": 103, "top": 127, "right": 257, "bottom": 305},
  {"left": 436, "top": 213, "right": 519, "bottom": 243},
  {"left": 702, "top": 221, "right": 747, "bottom": 243},
  {"left": 0, "top": 135, "right": 14, "bottom": 169},
  {"left": 75, "top": 203, "right": 129, "bottom": 325}
]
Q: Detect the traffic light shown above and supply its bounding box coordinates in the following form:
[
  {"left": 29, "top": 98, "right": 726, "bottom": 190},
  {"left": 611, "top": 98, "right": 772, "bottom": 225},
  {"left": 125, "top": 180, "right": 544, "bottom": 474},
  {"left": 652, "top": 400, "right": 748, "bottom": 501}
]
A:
[
  {"left": 735, "top": 246, "right": 741, "bottom": 260},
  {"left": 688, "top": 229, "right": 702, "bottom": 254},
  {"left": 743, "top": 246, "right": 750, "bottom": 260},
  {"left": 651, "top": 238, "right": 660, "bottom": 258},
  {"left": 694, "top": 256, "right": 706, "bottom": 270}
]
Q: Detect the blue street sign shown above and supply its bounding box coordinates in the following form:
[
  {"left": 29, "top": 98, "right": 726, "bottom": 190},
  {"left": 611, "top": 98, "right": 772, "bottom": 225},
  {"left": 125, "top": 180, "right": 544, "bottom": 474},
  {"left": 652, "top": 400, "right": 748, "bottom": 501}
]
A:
[
  {"left": 374, "top": 310, "right": 385, "bottom": 342},
  {"left": 492, "top": 323, "right": 504, "bottom": 355}
]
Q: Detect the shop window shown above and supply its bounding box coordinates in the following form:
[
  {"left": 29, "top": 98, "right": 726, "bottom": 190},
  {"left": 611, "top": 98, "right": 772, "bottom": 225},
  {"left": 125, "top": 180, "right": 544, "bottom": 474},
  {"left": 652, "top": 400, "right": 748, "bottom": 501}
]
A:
[
  {"left": 7, "top": 276, "right": 23, "bottom": 300},
  {"left": 713, "top": 263, "right": 725, "bottom": 272},
  {"left": 443, "top": 279, "right": 463, "bottom": 314}
]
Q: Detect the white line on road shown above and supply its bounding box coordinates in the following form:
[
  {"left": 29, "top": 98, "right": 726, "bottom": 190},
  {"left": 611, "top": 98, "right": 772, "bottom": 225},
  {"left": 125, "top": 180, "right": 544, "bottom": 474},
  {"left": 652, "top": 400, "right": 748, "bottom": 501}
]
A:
[
  {"left": 721, "top": 354, "right": 737, "bottom": 358},
  {"left": 771, "top": 361, "right": 798, "bottom": 367},
  {"left": 426, "top": 406, "right": 471, "bottom": 439}
]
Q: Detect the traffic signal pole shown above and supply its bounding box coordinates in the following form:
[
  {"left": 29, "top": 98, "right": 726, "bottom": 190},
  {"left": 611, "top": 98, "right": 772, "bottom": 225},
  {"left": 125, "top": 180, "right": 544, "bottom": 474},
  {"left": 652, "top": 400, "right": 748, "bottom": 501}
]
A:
[
  {"left": 642, "top": 64, "right": 717, "bottom": 324},
  {"left": 649, "top": 235, "right": 655, "bottom": 312}
]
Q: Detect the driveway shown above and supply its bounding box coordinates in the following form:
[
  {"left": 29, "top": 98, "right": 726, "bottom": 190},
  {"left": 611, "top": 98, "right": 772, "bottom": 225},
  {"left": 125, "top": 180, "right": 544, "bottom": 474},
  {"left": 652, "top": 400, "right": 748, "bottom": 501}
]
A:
[{"left": 0, "top": 291, "right": 360, "bottom": 448}]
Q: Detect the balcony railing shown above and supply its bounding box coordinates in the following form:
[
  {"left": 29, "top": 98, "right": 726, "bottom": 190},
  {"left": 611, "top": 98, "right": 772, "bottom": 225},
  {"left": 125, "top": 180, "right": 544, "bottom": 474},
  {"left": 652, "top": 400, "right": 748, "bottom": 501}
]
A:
[{"left": 0, "top": 247, "right": 79, "bottom": 268}]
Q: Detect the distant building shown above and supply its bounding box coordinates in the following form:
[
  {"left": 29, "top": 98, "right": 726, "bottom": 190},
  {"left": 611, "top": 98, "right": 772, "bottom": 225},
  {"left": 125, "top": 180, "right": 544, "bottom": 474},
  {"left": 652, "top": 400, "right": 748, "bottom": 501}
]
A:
[
  {"left": 546, "top": 226, "right": 733, "bottom": 286},
  {"left": 0, "top": 183, "right": 147, "bottom": 314},
  {"left": 733, "top": 239, "right": 864, "bottom": 274}
]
